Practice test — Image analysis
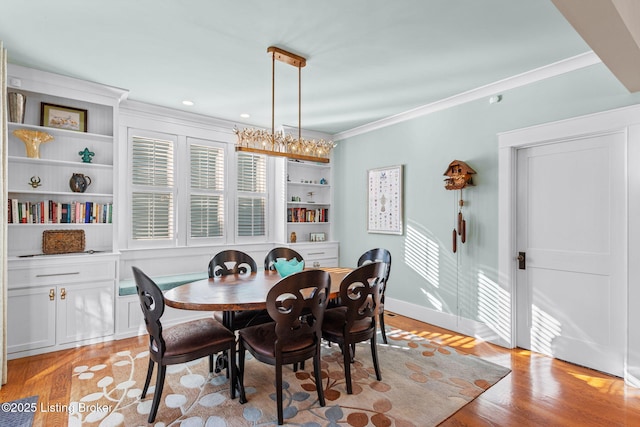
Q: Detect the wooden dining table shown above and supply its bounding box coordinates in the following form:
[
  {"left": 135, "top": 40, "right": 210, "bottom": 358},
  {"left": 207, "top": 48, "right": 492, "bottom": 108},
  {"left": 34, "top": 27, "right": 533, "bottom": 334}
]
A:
[{"left": 163, "top": 266, "right": 351, "bottom": 314}]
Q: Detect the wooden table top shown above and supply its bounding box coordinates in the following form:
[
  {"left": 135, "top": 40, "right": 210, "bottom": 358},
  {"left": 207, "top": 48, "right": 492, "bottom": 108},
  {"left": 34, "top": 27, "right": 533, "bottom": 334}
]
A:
[{"left": 163, "top": 267, "right": 352, "bottom": 311}]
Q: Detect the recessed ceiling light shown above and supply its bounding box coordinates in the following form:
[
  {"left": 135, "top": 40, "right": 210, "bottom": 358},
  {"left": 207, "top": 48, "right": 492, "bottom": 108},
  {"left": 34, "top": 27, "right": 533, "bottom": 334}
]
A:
[
  {"left": 240, "top": 113, "right": 250, "bottom": 118},
  {"left": 182, "top": 100, "right": 194, "bottom": 106}
]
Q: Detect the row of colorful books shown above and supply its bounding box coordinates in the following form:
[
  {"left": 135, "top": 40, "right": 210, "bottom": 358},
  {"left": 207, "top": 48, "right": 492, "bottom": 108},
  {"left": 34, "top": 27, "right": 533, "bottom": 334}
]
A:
[
  {"left": 287, "top": 207, "right": 329, "bottom": 223},
  {"left": 8, "top": 199, "right": 113, "bottom": 224}
]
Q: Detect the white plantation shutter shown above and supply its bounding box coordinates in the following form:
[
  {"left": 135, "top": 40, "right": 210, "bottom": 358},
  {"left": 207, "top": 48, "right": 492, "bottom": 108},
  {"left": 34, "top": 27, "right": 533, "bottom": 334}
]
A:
[
  {"left": 237, "top": 152, "right": 267, "bottom": 237},
  {"left": 131, "top": 135, "right": 175, "bottom": 240},
  {"left": 190, "top": 143, "right": 224, "bottom": 238}
]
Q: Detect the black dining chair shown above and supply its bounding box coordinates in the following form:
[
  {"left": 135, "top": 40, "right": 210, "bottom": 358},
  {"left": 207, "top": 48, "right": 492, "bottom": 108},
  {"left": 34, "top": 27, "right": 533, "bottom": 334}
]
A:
[
  {"left": 131, "top": 266, "right": 239, "bottom": 423},
  {"left": 321, "top": 261, "right": 387, "bottom": 394},
  {"left": 209, "top": 250, "right": 271, "bottom": 331},
  {"left": 208, "top": 249, "right": 258, "bottom": 278},
  {"left": 264, "top": 247, "right": 303, "bottom": 271},
  {"left": 237, "top": 269, "right": 331, "bottom": 425},
  {"left": 357, "top": 248, "right": 392, "bottom": 343}
]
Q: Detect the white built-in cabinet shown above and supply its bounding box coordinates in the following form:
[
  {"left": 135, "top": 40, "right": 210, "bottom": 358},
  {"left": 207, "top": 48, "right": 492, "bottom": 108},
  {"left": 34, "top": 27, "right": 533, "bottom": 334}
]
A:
[
  {"left": 285, "top": 159, "right": 338, "bottom": 266},
  {"left": 7, "top": 255, "right": 117, "bottom": 356},
  {"left": 5, "top": 64, "right": 127, "bottom": 359}
]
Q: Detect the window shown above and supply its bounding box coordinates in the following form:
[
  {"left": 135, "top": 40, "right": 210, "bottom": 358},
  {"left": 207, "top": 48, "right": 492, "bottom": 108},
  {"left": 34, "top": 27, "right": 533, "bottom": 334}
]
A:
[
  {"left": 237, "top": 152, "right": 267, "bottom": 238},
  {"left": 130, "top": 133, "right": 175, "bottom": 242},
  {"left": 189, "top": 142, "right": 225, "bottom": 239}
]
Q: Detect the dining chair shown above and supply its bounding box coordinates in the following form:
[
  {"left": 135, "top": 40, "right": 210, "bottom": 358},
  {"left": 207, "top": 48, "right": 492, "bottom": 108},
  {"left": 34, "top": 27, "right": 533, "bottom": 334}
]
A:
[
  {"left": 208, "top": 249, "right": 258, "bottom": 278},
  {"left": 265, "top": 247, "right": 308, "bottom": 372},
  {"left": 357, "top": 248, "right": 392, "bottom": 343},
  {"left": 237, "top": 269, "right": 331, "bottom": 425},
  {"left": 321, "top": 261, "right": 387, "bottom": 394},
  {"left": 209, "top": 250, "right": 271, "bottom": 331},
  {"left": 131, "top": 266, "right": 239, "bottom": 423},
  {"left": 264, "top": 247, "right": 303, "bottom": 271}
]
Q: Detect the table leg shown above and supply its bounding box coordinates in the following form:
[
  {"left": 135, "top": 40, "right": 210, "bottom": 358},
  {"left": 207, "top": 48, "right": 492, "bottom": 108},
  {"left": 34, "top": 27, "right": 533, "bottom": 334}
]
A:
[{"left": 216, "top": 311, "right": 245, "bottom": 402}]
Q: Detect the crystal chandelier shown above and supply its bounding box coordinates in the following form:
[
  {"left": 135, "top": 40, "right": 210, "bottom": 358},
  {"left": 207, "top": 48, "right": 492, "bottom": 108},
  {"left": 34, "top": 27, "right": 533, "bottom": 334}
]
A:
[{"left": 234, "top": 46, "right": 335, "bottom": 163}]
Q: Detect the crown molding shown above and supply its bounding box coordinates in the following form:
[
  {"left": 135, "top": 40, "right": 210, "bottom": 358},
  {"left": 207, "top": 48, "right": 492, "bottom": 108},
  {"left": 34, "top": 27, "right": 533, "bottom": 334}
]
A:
[
  {"left": 7, "top": 63, "right": 129, "bottom": 104},
  {"left": 332, "top": 51, "right": 601, "bottom": 141}
]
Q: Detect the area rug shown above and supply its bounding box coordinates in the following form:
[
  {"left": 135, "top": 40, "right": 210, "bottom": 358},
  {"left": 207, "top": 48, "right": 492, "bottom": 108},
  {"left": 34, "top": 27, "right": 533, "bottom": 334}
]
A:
[
  {"left": 0, "top": 395, "right": 38, "bottom": 427},
  {"left": 69, "top": 329, "right": 510, "bottom": 426}
]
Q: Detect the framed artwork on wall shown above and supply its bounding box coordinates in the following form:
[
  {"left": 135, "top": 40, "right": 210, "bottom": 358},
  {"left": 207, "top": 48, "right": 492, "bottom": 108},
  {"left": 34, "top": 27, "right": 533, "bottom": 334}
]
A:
[
  {"left": 41, "top": 102, "right": 87, "bottom": 132},
  {"left": 367, "top": 164, "right": 403, "bottom": 234}
]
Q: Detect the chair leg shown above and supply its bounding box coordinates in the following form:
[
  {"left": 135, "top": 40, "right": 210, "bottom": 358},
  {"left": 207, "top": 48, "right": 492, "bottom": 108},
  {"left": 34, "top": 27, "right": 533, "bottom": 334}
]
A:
[
  {"left": 142, "top": 359, "right": 155, "bottom": 398},
  {"left": 208, "top": 354, "right": 214, "bottom": 373},
  {"left": 313, "top": 352, "right": 325, "bottom": 407},
  {"left": 343, "top": 342, "right": 353, "bottom": 394},
  {"left": 276, "top": 362, "right": 284, "bottom": 425},
  {"left": 148, "top": 365, "right": 166, "bottom": 423},
  {"left": 238, "top": 339, "right": 247, "bottom": 404},
  {"left": 370, "top": 336, "right": 382, "bottom": 381},
  {"left": 379, "top": 312, "right": 388, "bottom": 344},
  {"left": 228, "top": 346, "right": 238, "bottom": 400}
]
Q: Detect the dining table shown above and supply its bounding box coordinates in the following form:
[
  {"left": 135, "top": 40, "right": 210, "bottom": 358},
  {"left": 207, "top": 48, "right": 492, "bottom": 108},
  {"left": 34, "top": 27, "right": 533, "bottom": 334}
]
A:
[
  {"left": 162, "top": 266, "right": 352, "bottom": 392},
  {"left": 163, "top": 266, "right": 351, "bottom": 316}
]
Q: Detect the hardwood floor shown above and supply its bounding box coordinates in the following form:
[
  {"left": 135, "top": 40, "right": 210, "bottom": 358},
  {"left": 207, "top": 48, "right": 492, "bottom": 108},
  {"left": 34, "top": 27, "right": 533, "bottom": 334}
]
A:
[{"left": 1, "top": 313, "right": 640, "bottom": 426}]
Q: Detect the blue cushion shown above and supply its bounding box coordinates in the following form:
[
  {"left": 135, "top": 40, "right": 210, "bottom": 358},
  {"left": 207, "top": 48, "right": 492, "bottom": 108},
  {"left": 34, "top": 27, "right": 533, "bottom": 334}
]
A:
[
  {"left": 273, "top": 258, "right": 304, "bottom": 277},
  {"left": 119, "top": 272, "right": 208, "bottom": 296}
]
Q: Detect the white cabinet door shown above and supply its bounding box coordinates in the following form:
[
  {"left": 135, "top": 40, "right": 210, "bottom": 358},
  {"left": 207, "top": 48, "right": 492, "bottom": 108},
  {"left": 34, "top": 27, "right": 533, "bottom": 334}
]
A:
[
  {"left": 7, "top": 287, "right": 56, "bottom": 353},
  {"left": 297, "top": 242, "right": 339, "bottom": 267},
  {"left": 57, "top": 281, "right": 115, "bottom": 344}
]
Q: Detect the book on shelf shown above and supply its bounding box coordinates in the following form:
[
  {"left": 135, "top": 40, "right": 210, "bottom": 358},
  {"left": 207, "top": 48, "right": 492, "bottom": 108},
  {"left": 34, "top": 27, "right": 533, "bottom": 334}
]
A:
[
  {"left": 7, "top": 198, "right": 113, "bottom": 224},
  {"left": 287, "top": 207, "right": 328, "bottom": 223}
]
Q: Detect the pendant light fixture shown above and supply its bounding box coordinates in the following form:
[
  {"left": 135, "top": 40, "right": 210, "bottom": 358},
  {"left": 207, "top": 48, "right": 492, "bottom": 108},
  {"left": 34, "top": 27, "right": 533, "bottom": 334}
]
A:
[{"left": 234, "top": 46, "right": 335, "bottom": 163}]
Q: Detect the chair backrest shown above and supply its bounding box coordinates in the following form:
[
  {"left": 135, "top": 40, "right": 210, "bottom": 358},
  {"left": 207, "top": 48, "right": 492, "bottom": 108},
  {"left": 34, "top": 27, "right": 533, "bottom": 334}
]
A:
[
  {"left": 208, "top": 250, "right": 258, "bottom": 278},
  {"left": 266, "top": 269, "right": 331, "bottom": 353},
  {"left": 264, "top": 247, "right": 303, "bottom": 271},
  {"left": 132, "top": 266, "right": 166, "bottom": 358},
  {"left": 357, "top": 248, "right": 391, "bottom": 291},
  {"left": 339, "top": 262, "right": 387, "bottom": 331},
  {"left": 357, "top": 248, "right": 391, "bottom": 276}
]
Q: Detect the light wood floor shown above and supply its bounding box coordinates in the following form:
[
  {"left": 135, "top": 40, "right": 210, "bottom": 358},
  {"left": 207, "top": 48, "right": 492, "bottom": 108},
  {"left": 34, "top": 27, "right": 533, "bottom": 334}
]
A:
[{"left": 2, "top": 313, "right": 640, "bottom": 426}]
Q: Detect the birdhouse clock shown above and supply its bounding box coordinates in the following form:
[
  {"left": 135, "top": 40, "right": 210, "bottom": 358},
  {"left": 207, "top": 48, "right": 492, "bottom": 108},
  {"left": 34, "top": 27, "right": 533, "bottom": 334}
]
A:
[{"left": 443, "top": 160, "right": 476, "bottom": 253}]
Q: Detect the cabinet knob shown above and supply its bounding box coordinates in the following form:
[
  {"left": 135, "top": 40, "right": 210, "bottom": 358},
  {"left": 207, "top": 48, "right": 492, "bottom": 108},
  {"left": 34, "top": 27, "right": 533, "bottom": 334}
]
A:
[
  {"left": 60, "top": 288, "right": 66, "bottom": 300},
  {"left": 49, "top": 289, "right": 55, "bottom": 301}
]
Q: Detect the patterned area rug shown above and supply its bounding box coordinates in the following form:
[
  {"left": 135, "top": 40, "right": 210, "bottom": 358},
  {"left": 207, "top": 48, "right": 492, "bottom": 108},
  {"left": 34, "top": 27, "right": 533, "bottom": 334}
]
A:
[
  {"left": 0, "top": 395, "right": 38, "bottom": 427},
  {"left": 69, "top": 329, "right": 510, "bottom": 426}
]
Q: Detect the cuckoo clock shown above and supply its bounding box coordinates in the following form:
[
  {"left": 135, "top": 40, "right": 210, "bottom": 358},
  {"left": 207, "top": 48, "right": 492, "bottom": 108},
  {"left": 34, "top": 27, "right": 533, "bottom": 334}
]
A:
[
  {"left": 443, "top": 160, "right": 476, "bottom": 190},
  {"left": 444, "top": 160, "right": 476, "bottom": 253}
]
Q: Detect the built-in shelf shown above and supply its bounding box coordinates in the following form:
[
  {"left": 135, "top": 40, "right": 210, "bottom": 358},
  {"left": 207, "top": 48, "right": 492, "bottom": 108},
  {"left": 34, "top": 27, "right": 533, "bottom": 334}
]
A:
[
  {"left": 8, "top": 156, "right": 112, "bottom": 169},
  {"left": 8, "top": 122, "right": 113, "bottom": 141},
  {"left": 8, "top": 190, "right": 112, "bottom": 197},
  {"left": 287, "top": 182, "right": 331, "bottom": 188}
]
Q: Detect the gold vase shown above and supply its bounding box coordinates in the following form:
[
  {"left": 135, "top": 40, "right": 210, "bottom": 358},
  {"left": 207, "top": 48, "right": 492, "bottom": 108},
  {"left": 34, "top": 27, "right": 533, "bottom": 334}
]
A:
[{"left": 12, "top": 129, "right": 54, "bottom": 159}]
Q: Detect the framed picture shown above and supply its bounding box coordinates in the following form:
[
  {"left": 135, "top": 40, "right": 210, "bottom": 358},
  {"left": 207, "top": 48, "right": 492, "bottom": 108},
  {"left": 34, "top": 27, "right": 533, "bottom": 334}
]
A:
[
  {"left": 367, "top": 165, "right": 404, "bottom": 234},
  {"left": 41, "top": 103, "right": 87, "bottom": 132},
  {"left": 310, "top": 232, "right": 326, "bottom": 242}
]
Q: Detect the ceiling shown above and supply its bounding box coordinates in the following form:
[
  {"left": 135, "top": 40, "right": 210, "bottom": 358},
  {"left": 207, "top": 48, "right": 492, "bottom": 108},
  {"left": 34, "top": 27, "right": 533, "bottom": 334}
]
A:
[{"left": 0, "top": 1, "right": 613, "bottom": 136}]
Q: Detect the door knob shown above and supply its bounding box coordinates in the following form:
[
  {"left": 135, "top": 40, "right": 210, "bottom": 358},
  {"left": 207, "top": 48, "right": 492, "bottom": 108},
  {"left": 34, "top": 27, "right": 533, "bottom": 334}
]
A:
[{"left": 517, "top": 252, "right": 526, "bottom": 270}]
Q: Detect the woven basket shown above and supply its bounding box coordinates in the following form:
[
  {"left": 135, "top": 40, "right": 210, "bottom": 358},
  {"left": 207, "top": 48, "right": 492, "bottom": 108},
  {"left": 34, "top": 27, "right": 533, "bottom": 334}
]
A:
[{"left": 42, "top": 230, "right": 86, "bottom": 255}]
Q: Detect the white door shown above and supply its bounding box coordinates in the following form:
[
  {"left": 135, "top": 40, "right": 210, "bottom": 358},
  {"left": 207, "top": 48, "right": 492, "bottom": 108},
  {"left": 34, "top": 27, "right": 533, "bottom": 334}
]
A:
[{"left": 516, "top": 131, "right": 626, "bottom": 376}]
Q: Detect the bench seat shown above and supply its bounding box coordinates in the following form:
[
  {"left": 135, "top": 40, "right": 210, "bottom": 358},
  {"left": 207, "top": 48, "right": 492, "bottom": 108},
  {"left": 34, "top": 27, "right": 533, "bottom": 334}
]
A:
[{"left": 119, "top": 272, "right": 208, "bottom": 296}]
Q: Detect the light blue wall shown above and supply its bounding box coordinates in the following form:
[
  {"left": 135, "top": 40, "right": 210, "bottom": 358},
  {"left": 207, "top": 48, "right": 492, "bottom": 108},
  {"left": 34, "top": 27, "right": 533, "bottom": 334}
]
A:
[{"left": 333, "top": 62, "right": 640, "bottom": 329}]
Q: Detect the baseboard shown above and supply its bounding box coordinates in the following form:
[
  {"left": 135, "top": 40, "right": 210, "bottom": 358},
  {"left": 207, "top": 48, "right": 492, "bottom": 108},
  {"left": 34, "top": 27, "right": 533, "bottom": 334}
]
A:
[{"left": 385, "top": 297, "right": 511, "bottom": 348}]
